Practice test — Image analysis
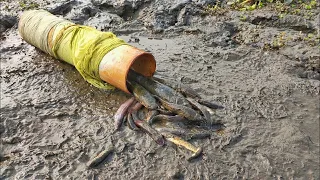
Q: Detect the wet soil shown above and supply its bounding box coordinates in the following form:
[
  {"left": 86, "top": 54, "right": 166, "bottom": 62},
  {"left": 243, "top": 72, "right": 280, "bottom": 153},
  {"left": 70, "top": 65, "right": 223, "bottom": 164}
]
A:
[{"left": 1, "top": 0, "right": 319, "bottom": 179}]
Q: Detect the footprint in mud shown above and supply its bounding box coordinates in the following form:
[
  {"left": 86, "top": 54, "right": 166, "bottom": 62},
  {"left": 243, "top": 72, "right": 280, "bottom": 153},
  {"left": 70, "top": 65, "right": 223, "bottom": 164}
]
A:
[
  {"left": 0, "top": 164, "right": 15, "bottom": 179},
  {"left": 14, "top": 162, "right": 45, "bottom": 179},
  {"left": 0, "top": 14, "right": 17, "bottom": 34}
]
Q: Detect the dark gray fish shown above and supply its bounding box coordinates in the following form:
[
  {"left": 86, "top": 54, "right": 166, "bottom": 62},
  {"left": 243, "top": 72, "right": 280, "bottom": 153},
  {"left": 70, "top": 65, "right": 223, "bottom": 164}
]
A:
[
  {"left": 131, "top": 111, "right": 140, "bottom": 121},
  {"left": 153, "top": 76, "right": 201, "bottom": 99},
  {"left": 127, "top": 81, "right": 158, "bottom": 110},
  {"left": 157, "top": 109, "right": 176, "bottom": 116},
  {"left": 86, "top": 146, "right": 114, "bottom": 168},
  {"left": 145, "top": 110, "right": 159, "bottom": 123},
  {"left": 134, "top": 120, "right": 165, "bottom": 146},
  {"left": 185, "top": 131, "right": 211, "bottom": 140},
  {"left": 114, "top": 97, "right": 136, "bottom": 131},
  {"left": 149, "top": 114, "right": 186, "bottom": 125},
  {"left": 137, "top": 107, "right": 149, "bottom": 120},
  {"left": 155, "top": 127, "right": 187, "bottom": 136},
  {"left": 197, "top": 99, "right": 224, "bottom": 109},
  {"left": 127, "top": 113, "right": 139, "bottom": 131},
  {"left": 156, "top": 97, "right": 204, "bottom": 121},
  {"left": 186, "top": 97, "right": 211, "bottom": 121},
  {"left": 157, "top": 127, "right": 211, "bottom": 140},
  {"left": 128, "top": 70, "right": 191, "bottom": 107}
]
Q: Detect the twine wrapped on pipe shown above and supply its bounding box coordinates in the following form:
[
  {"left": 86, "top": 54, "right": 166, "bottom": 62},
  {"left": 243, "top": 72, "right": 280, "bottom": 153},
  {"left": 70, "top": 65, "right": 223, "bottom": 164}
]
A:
[{"left": 18, "top": 10, "right": 127, "bottom": 90}]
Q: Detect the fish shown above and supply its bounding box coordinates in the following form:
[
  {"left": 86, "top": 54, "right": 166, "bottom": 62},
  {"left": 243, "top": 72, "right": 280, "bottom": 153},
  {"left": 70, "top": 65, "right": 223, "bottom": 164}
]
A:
[
  {"left": 197, "top": 99, "right": 224, "bottom": 109},
  {"left": 137, "top": 107, "right": 149, "bottom": 120},
  {"left": 148, "top": 114, "right": 186, "bottom": 125},
  {"left": 134, "top": 120, "right": 165, "bottom": 146},
  {"left": 153, "top": 76, "right": 201, "bottom": 99},
  {"left": 184, "top": 129, "right": 211, "bottom": 140},
  {"left": 186, "top": 97, "right": 212, "bottom": 121},
  {"left": 156, "top": 97, "right": 204, "bottom": 121},
  {"left": 155, "top": 127, "right": 187, "bottom": 136},
  {"left": 114, "top": 97, "right": 136, "bottom": 131},
  {"left": 157, "top": 109, "right": 176, "bottom": 116},
  {"left": 127, "top": 81, "right": 158, "bottom": 110},
  {"left": 157, "top": 127, "right": 211, "bottom": 140},
  {"left": 128, "top": 69, "right": 191, "bottom": 107},
  {"left": 86, "top": 145, "right": 114, "bottom": 168},
  {"left": 162, "top": 132, "right": 203, "bottom": 161},
  {"left": 127, "top": 113, "right": 139, "bottom": 131},
  {"left": 145, "top": 110, "right": 159, "bottom": 123},
  {"left": 128, "top": 102, "right": 143, "bottom": 113}
]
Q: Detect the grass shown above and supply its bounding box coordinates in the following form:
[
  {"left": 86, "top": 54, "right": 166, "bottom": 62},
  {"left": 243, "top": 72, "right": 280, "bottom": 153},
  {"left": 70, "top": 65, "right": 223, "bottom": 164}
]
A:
[
  {"left": 205, "top": 0, "right": 318, "bottom": 16},
  {"left": 19, "top": 0, "right": 39, "bottom": 10}
]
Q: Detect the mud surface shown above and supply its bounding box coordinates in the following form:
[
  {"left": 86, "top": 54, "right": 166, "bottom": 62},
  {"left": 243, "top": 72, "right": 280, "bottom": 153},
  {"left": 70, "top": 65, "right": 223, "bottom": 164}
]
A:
[{"left": 1, "top": 0, "right": 320, "bottom": 179}]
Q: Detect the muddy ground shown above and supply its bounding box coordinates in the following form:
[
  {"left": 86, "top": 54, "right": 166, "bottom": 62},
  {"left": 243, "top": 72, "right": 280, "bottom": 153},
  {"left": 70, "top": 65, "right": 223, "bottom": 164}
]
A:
[{"left": 1, "top": 0, "right": 319, "bottom": 179}]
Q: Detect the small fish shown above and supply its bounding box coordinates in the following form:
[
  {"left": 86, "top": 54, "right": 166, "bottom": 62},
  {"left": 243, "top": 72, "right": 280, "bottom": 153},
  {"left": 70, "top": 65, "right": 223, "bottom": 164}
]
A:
[
  {"left": 162, "top": 132, "right": 202, "bottom": 161},
  {"left": 128, "top": 102, "right": 143, "bottom": 113},
  {"left": 145, "top": 110, "right": 159, "bottom": 123},
  {"left": 114, "top": 97, "right": 136, "bottom": 131},
  {"left": 155, "top": 127, "right": 187, "bottom": 136},
  {"left": 127, "top": 81, "right": 158, "bottom": 110},
  {"left": 185, "top": 130, "right": 211, "bottom": 140},
  {"left": 157, "top": 127, "right": 211, "bottom": 140},
  {"left": 131, "top": 111, "right": 140, "bottom": 122},
  {"left": 137, "top": 107, "right": 149, "bottom": 120},
  {"left": 157, "top": 109, "right": 176, "bottom": 116},
  {"left": 186, "top": 97, "right": 211, "bottom": 121},
  {"left": 134, "top": 120, "right": 165, "bottom": 146},
  {"left": 128, "top": 70, "right": 191, "bottom": 107},
  {"left": 156, "top": 97, "right": 204, "bottom": 121},
  {"left": 197, "top": 99, "right": 224, "bottom": 109},
  {"left": 127, "top": 113, "right": 139, "bottom": 131},
  {"left": 86, "top": 146, "right": 114, "bottom": 168},
  {"left": 149, "top": 114, "right": 185, "bottom": 125},
  {"left": 153, "top": 77, "right": 201, "bottom": 99}
]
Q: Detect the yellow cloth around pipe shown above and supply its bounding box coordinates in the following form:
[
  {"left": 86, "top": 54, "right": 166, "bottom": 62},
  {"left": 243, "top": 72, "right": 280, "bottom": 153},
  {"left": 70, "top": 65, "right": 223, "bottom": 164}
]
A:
[{"left": 18, "top": 10, "right": 127, "bottom": 90}]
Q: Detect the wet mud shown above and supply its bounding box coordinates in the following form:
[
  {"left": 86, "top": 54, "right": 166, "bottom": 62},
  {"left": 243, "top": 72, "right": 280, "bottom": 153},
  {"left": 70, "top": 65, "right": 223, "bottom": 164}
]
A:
[{"left": 1, "top": 0, "right": 319, "bottom": 179}]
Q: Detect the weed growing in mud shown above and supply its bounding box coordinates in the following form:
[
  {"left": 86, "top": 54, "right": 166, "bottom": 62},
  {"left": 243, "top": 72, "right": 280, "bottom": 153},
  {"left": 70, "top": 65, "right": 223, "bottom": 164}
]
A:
[
  {"left": 19, "top": 0, "right": 39, "bottom": 10},
  {"left": 263, "top": 31, "right": 290, "bottom": 50},
  {"left": 205, "top": 0, "right": 318, "bottom": 18},
  {"left": 300, "top": 33, "right": 320, "bottom": 47},
  {"left": 204, "top": 1, "right": 228, "bottom": 15},
  {"left": 262, "top": 31, "right": 320, "bottom": 50}
]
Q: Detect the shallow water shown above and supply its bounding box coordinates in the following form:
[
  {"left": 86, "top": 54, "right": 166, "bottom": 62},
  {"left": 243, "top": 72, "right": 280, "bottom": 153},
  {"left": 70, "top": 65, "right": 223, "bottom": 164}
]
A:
[{"left": 1, "top": 0, "right": 319, "bottom": 179}]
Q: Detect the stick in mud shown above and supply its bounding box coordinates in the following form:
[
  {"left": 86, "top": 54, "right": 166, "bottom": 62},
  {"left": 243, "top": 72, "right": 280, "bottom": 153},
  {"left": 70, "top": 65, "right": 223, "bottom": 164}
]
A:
[{"left": 86, "top": 146, "right": 114, "bottom": 168}]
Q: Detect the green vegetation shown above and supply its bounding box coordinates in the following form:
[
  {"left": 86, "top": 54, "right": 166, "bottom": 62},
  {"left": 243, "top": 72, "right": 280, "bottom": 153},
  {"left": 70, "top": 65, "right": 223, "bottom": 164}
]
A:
[
  {"left": 205, "top": 0, "right": 318, "bottom": 16},
  {"left": 19, "top": 0, "right": 39, "bottom": 10},
  {"left": 263, "top": 31, "right": 290, "bottom": 50},
  {"left": 227, "top": 0, "right": 317, "bottom": 11}
]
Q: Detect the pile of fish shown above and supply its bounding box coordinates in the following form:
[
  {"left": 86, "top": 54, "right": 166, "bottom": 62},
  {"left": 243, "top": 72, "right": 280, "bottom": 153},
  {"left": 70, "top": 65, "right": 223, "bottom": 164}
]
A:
[{"left": 114, "top": 69, "right": 225, "bottom": 160}]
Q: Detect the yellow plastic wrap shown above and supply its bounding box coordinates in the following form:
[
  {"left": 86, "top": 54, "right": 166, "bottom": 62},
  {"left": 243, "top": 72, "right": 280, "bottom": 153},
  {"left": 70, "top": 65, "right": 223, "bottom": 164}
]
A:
[{"left": 19, "top": 10, "right": 127, "bottom": 90}]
